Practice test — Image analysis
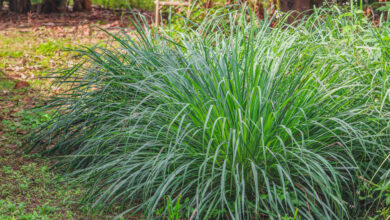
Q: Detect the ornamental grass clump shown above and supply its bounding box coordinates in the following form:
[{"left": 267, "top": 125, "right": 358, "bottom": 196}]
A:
[{"left": 28, "top": 6, "right": 390, "bottom": 219}]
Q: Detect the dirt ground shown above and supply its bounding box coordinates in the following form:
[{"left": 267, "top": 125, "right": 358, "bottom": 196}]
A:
[{"left": 0, "top": 6, "right": 149, "bottom": 219}]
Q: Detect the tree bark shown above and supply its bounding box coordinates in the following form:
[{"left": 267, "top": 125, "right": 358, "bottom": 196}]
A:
[
  {"left": 9, "top": 0, "right": 31, "bottom": 13},
  {"left": 280, "top": 0, "right": 312, "bottom": 12},
  {"left": 84, "top": 0, "right": 92, "bottom": 11},
  {"left": 205, "top": 0, "right": 213, "bottom": 8},
  {"left": 73, "top": 0, "right": 83, "bottom": 11},
  {"left": 42, "top": 0, "right": 67, "bottom": 13},
  {"left": 280, "top": 0, "right": 327, "bottom": 12},
  {"left": 73, "top": 0, "right": 92, "bottom": 12}
]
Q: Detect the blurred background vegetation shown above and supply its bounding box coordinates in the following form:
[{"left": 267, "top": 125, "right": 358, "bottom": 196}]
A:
[{"left": 92, "top": 0, "right": 154, "bottom": 10}]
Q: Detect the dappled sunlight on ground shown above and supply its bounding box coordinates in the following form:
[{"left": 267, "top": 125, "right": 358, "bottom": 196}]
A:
[{"left": 0, "top": 9, "right": 141, "bottom": 219}]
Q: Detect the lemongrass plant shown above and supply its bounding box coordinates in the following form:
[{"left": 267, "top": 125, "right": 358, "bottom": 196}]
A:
[{"left": 27, "top": 5, "right": 389, "bottom": 219}]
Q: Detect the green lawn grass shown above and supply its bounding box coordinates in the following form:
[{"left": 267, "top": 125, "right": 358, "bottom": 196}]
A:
[{"left": 0, "top": 26, "right": 126, "bottom": 219}]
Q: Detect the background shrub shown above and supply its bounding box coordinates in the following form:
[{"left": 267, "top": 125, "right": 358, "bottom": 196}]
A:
[{"left": 92, "top": 0, "right": 154, "bottom": 10}]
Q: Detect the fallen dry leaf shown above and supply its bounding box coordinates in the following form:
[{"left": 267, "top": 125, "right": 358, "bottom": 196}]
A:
[{"left": 14, "top": 80, "right": 30, "bottom": 89}]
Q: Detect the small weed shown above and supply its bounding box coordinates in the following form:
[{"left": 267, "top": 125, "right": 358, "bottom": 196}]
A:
[
  {"left": 2, "top": 166, "right": 13, "bottom": 174},
  {"left": 1, "top": 110, "right": 52, "bottom": 132},
  {"left": 166, "top": 195, "right": 182, "bottom": 220},
  {"left": 0, "top": 79, "right": 15, "bottom": 90},
  {"left": 38, "top": 204, "right": 58, "bottom": 215},
  {"left": 36, "top": 40, "right": 63, "bottom": 55}
]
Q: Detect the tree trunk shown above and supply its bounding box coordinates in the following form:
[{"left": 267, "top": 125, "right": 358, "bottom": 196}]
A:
[
  {"left": 42, "top": 0, "right": 67, "bottom": 13},
  {"left": 73, "top": 0, "right": 83, "bottom": 11},
  {"left": 9, "top": 0, "right": 31, "bottom": 13},
  {"left": 205, "top": 0, "right": 213, "bottom": 8},
  {"left": 73, "top": 0, "right": 92, "bottom": 12},
  {"left": 84, "top": 0, "right": 92, "bottom": 11},
  {"left": 279, "top": 0, "right": 312, "bottom": 12}
]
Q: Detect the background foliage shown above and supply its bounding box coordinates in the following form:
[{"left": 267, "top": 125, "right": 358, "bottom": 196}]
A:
[{"left": 92, "top": 0, "right": 154, "bottom": 10}]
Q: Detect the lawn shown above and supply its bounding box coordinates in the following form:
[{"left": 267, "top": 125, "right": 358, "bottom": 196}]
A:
[{"left": 0, "top": 17, "right": 129, "bottom": 219}]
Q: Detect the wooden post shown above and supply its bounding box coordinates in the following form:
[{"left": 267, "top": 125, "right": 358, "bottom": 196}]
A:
[{"left": 155, "top": 0, "right": 160, "bottom": 27}]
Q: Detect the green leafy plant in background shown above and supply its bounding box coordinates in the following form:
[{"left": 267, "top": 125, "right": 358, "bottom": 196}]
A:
[
  {"left": 164, "top": 1, "right": 232, "bottom": 32},
  {"left": 1, "top": 110, "right": 52, "bottom": 131},
  {"left": 377, "top": 1, "right": 390, "bottom": 15},
  {"left": 92, "top": 0, "right": 154, "bottom": 10},
  {"left": 27, "top": 5, "right": 390, "bottom": 219}
]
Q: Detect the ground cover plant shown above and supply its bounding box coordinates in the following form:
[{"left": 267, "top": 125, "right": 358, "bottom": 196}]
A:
[
  {"left": 0, "top": 28, "right": 84, "bottom": 219},
  {"left": 0, "top": 15, "right": 137, "bottom": 218},
  {"left": 27, "top": 5, "right": 390, "bottom": 219}
]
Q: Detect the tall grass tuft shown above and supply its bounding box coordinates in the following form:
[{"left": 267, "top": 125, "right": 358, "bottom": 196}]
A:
[{"left": 27, "top": 6, "right": 390, "bottom": 219}]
